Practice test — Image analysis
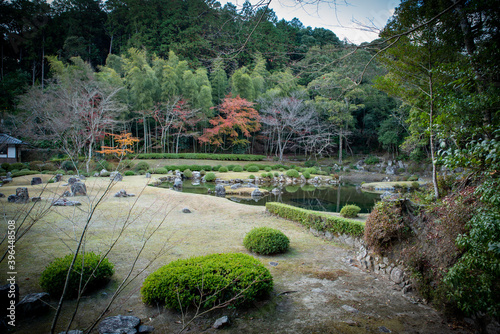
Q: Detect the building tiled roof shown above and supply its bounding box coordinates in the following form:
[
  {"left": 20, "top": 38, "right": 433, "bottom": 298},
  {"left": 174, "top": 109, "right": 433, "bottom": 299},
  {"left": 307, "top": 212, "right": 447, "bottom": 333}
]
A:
[{"left": 0, "top": 134, "right": 29, "bottom": 145}]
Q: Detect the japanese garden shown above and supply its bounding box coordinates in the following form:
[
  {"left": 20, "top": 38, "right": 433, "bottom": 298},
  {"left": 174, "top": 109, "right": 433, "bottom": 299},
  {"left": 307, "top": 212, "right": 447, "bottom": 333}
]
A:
[{"left": 0, "top": 0, "right": 499, "bottom": 333}]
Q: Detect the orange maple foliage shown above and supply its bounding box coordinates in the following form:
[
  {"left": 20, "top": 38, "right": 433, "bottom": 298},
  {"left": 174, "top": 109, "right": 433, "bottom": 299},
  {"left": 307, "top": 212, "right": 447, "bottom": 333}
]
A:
[
  {"left": 198, "top": 95, "right": 261, "bottom": 147},
  {"left": 97, "top": 132, "right": 140, "bottom": 157}
]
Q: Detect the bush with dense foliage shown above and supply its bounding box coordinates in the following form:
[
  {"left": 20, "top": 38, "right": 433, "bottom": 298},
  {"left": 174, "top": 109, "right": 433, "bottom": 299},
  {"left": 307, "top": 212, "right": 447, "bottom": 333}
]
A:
[
  {"left": 11, "top": 170, "right": 39, "bottom": 177},
  {"left": 124, "top": 170, "right": 136, "bottom": 176},
  {"left": 134, "top": 161, "right": 150, "bottom": 172},
  {"left": 204, "top": 172, "right": 216, "bottom": 182},
  {"left": 340, "top": 204, "right": 361, "bottom": 218},
  {"left": 266, "top": 202, "right": 364, "bottom": 237},
  {"left": 246, "top": 165, "right": 260, "bottom": 172},
  {"left": 233, "top": 165, "right": 243, "bottom": 172},
  {"left": 243, "top": 227, "right": 290, "bottom": 255},
  {"left": 286, "top": 169, "right": 300, "bottom": 178},
  {"left": 302, "top": 171, "right": 311, "bottom": 179},
  {"left": 141, "top": 253, "right": 273, "bottom": 310},
  {"left": 364, "top": 201, "right": 407, "bottom": 254},
  {"left": 183, "top": 169, "right": 193, "bottom": 178},
  {"left": 218, "top": 166, "right": 228, "bottom": 173},
  {"left": 40, "top": 252, "right": 114, "bottom": 298},
  {"left": 364, "top": 156, "right": 380, "bottom": 165}
]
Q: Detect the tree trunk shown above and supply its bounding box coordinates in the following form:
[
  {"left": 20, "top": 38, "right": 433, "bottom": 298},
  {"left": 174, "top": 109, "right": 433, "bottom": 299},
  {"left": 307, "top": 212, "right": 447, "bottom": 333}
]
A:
[{"left": 429, "top": 71, "right": 440, "bottom": 199}]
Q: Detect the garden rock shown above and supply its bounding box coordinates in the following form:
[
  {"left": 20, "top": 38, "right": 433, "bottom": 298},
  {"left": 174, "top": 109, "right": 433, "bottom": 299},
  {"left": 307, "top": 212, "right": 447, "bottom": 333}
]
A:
[
  {"left": 31, "top": 177, "right": 42, "bottom": 185},
  {"left": 53, "top": 198, "right": 81, "bottom": 206},
  {"left": 213, "top": 316, "right": 229, "bottom": 329},
  {"left": 0, "top": 193, "right": 4, "bottom": 198},
  {"left": 98, "top": 315, "right": 141, "bottom": 334},
  {"left": 145, "top": 172, "right": 151, "bottom": 178},
  {"left": 100, "top": 169, "right": 108, "bottom": 176},
  {"left": 8, "top": 187, "right": 29, "bottom": 203},
  {"left": 114, "top": 189, "right": 135, "bottom": 197},
  {"left": 16, "top": 292, "right": 50, "bottom": 317},
  {"left": 68, "top": 177, "right": 78, "bottom": 185},
  {"left": 32, "top": 197, "right": 41, "bottom": 202},
  {"left": 55, "top": 174, "right": 63, "bottom": 182},
  {"left": 110, "top": 171, "right": 123, "bottom": 182},
  {"left": 71, "top": 182, "right": 87, "bottom": 196},
  {"left": 230, "top": 183, "right": 242, "bottom": 190},
  {"left": 182, "top": 208, "right": 191, "bottom": 213},
  {"left": 137, "top": 325, "right": 155, "bottom": 333},
  {"left": 192, "top": 171, "right": 201, "bottom": 179},
  {"left": 62, "top": 190, "right": 72, "bottom": 197},
  {"left": 78, "top": 175, "right": 86, "bottom": 180},
  {"left": 341, "top": 305, "right": 359, "bottom": 313},
  {"left": 390, "top": 267, "right": 404, "bottom": 284},
  {"left": 385, "top": 166, "right": 396, "bottom": 175},
  {"left": 251, "top": 188, "right": 264, "bottom": 197},
  {"left": 173, "top": 178, "right": 183, "bottom": 189},
  {"left": 215, "top": 184, "right": 226, "bottom": 197}
]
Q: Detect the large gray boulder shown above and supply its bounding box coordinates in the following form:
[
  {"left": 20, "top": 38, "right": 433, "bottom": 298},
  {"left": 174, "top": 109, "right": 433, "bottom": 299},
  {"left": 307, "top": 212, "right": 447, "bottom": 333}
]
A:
[
  {"left": 173, "top": 177, "right": 183, "bottom": 190},
  {"left": 55, "top": 174, "right": 63, "bottom": 182},
  {"left": 215, "top": 184, "right": 226, "bottom": 197},
  {"left": 71, "top": 182, "right": 87, "bottom": 196},
  {"left": 9, "top": 187, "right": 29, "bottom": 203},
  {"left": 53, "top": 198, "right": 82, "bottom": 206},
  {"left": 67, "top": 177, "right": 79, "bottom": 185},
  {"left": 251, "top": 188, "right": 264, "bottom": 197},
  {"left": 98, "top": 315, "right": 141, "bottom": 334},
  {"left": 16, "top": 292, "right": 50, "bottom": 317}
]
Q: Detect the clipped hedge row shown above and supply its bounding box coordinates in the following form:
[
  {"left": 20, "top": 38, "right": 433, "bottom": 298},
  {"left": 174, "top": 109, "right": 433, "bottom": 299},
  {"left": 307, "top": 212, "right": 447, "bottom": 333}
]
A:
[
  {"left": 265, "top": 202, "right": 364, "bottom": 237},
  {"left": 134, "top": 153, "right": 265, "bottom": 161},
  {"left": 141, "top": 253, "right": 273, "bottom": 310}
]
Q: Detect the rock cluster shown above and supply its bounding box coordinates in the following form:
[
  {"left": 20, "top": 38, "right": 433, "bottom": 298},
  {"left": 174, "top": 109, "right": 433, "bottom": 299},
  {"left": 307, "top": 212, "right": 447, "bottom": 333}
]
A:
[
  {"left": 98, "top": 315, "right": 154, "bottom": 334},
  {"left": 7, "top": 187, "right": 29, "bottom": 203}
]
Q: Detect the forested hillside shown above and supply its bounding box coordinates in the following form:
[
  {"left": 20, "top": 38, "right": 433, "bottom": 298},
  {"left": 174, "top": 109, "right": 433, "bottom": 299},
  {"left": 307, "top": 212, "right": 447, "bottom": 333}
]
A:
[{"left": 1, "top": 0, "right": 404, "bottom": 160}]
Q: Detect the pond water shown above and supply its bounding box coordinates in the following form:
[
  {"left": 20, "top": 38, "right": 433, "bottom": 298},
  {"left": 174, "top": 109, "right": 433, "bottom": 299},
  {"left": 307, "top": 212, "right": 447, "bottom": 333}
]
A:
[{"left": 157, "top": 181, "right": 381, "bottom": 213}]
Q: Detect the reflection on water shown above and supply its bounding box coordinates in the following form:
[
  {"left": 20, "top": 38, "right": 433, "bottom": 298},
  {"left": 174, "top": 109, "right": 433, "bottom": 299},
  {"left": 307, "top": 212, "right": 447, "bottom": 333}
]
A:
[{"left": 157, "top": 181, "right": 380, "bottom": 213}]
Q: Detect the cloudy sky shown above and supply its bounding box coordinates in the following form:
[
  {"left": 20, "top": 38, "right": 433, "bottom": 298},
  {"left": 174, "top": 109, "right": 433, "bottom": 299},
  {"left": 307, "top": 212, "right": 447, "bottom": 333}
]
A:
[{"left": 217, "top": 0, "right": 400, "bottom": 44}]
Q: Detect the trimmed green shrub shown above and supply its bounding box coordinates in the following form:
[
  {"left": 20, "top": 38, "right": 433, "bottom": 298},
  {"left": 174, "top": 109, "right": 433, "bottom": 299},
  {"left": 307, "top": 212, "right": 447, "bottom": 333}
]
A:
[
  {"left": 302, "top": 171, "right": 311, "bottom": 179},
  {"left": 141, "top": 253, "right": 273, "bottom": 310},
  {"left": 55, "top": 169, "right": 65, "bottom": 175},
  {"left": 134, "top": 161, "right": 150, "bottom": 172},
  {"left": 266, "top": 202, "right": 364, "bottom": 237},
  {"left": 212, "top": 164, "right": 222, "bottom": 171},
  {"left": 274, "top": 172, "right": 279, "bottom": 177},
  {"left": 340, "top": 204, "right": 361, "bottom": 218},
  {"left": 151, "top": 168, "right": 169, "bottom": 174},
  {"left": 260, "top": 173, "right": 268, "bottom": 178},
  {"left": 183, "top": 169, "right": 193, "bottom": 178},
  {"left": 1, "top": 163, "right": 9, "bottom": 171},
  {"left": 8, "top": 162, "right": 25, "bottom": 171},
  {"left": 286, "top": 169, "right": 300, "bottom": 178},
  {"left": 243, "top": 227, "right": 290, "bottom": 255},
  {"left": 218, "top": 166, "right": 229, "bottom": 173},
  {"left": 97, "top": 160, "right": 113, "bottom": 171},
  {"left": 28, "top": 161, "right": 43, "bottom": 171},
  {"left": 249, "top": 174, "right": 255, "bottom": 179},
  {"left": 246, "top": 165, "right": 260, "bottom": 172},
  {"left": 204, "top": 172, "right": 216, "bottom": 182},
  {"left": 233, "top": 165, "right": 244, "bottom": 172},
  {"left": 124, "top": 170, "right": 136, "bottom": 176},
  {"left": 40, "top": 252, "right": 114, "bottom": 298},
  {"left": 264, "top": 167, "right": 272, "bottom": 172},
  {"left": 11, "top": 170, "right": 39, "bottom": 177}
]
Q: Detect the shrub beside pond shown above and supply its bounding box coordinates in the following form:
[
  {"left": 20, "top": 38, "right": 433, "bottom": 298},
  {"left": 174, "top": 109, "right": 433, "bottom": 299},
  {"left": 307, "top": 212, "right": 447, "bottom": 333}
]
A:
[
  {"left": 204, "top": 172, "right": 216, "bottom": 182},
  {"left": 266, "top": 202, "right": 364, "bottom": 237},
  {"left": 40, "top": 252, "right": 114, "bottom": 298},
  {"left": 243, "top": 227, "right": 290, "bottom": 255},
  {"left": 340, "top": 204, "right": 361, "bottom": 218},
  {"left": 141, "top": 253, "right": 273, "bottom": 310},
  {"left": 286, "top": 169, "right": 300, "bottom": 178}
]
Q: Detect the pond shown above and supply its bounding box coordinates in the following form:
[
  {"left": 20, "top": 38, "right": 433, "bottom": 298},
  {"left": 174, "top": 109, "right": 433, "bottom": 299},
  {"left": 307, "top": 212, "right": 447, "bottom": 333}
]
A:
[{"left": 157, "top": 181, "right": 381, "bottom": 213}]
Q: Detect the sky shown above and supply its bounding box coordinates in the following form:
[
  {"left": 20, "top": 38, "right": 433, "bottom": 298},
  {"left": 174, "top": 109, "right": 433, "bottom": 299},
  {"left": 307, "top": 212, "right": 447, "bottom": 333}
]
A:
[{"left": 217, "top": 0, "right": 401, "bottom": 44}]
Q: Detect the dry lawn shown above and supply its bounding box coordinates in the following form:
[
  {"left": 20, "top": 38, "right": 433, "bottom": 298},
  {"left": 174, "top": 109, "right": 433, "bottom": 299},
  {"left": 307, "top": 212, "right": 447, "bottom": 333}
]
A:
[{"left": 0, "top": 174, "right": 469, "bottom": 334}]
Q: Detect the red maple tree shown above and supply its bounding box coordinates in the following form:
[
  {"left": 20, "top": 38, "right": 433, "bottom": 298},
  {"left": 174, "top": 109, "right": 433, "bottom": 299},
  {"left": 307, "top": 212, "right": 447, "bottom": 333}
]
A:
[{"left": 198, "top": 95, "right": 261, "bottom": 148}]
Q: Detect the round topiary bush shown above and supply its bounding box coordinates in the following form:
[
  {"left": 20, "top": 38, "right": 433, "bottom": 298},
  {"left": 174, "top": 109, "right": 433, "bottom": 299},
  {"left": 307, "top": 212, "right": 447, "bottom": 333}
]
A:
[
  {"left": 246, "top": 165, "right": 260, "bottom": 172},
  {"left": 243, "top": 227, "right": 290, "bottom": 255},
  {"left": 183, "top": 169, "right": 193, "bottom": 178},
  {"left": 249, "top": 174, "right": 255, "bottom": 179},
  {"left": 264, "top": 167, "right": 272, "bottom": 172},
  {"left": 233, "top": 165, "right": 244, "bottom": 172},
  {"left": 124, "top": 170, "right": 136, "bottom": 176},
  {"left": 141, "top": 253, "right": 273, "bottom": 310},
  {"left": 302, "top": 171, "right": 311, "bottom": 179},
  {"left": 134, "top": 161, "right": 150, "bottom": 172},
  {"left": 218, "top": 166, "right": 228, "bottom": 173},
  {"left": 286, "top": 169, "right": 300, "bottom": 178},
  {"left": 40, "top": 252, "right": 114, "bottom": 298},
  {"left": 340, "top": 204, "right": 361, "bottom": 218},
  {"left": 204, "top": 172, "right": 216, "bottom": 182}
]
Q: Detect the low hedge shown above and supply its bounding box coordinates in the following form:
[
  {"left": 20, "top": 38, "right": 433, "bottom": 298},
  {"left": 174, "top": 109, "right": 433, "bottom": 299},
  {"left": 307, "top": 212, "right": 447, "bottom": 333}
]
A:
[
  {"left": 134, "top": 153, "right": 265, "bottom": 161},
  {"left": 265, "top": 202, "right": 364, "bottom": 237},
  {"left": 141, "top": 253, "right": 273, "bottom": 310},
  {"left": 40, "top": 252, "right": 114, "bottom": 298},
  {"left": 11, "top": 170, "right": 39, "bottom": 177}
]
